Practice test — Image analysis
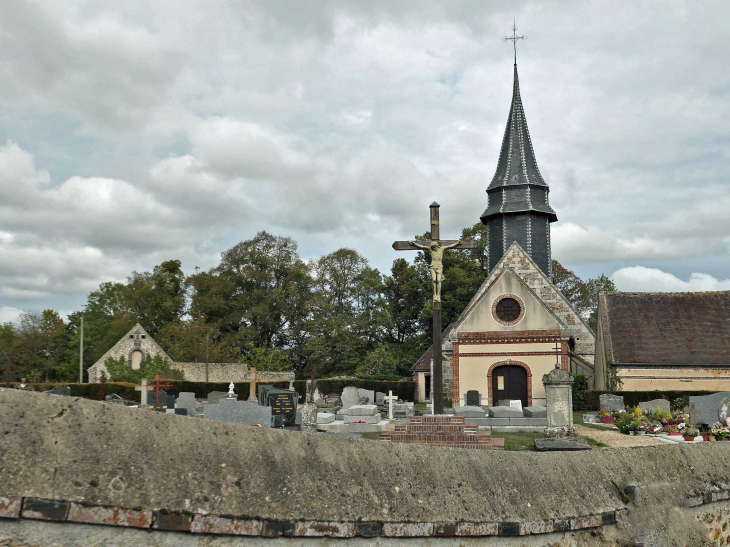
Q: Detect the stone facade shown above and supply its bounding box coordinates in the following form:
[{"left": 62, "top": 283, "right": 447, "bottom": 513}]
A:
[
  {"left": 86, "top": 324, "right": 294, "bottom": 385},
  {"left": 443, "top": 243, "right": 595, "bottom": 407},
  {"left": 87, "top": 324, "right": 172, "bottom": 383}
]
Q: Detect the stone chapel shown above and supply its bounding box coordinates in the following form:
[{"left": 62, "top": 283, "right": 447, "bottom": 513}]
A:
[{"left": 413, "top": 62, "right": 595, "bottom": 406}]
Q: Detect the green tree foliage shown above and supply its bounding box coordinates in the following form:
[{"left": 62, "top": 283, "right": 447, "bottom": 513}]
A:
[
  {"left": 155, "top": 318, "right": 237, "bottom": 363},
  {"left": 551, "top": 260, "right": 617, "bottom": 331},
  {"left": 354, "top": 344, "right": 399, "bottom": 379},
  {"left": 104, "top": 353, "right": 183, "bottom": 383},
  {"left": 126, "top": 260, "right": 187, "bottom": 337},
  {"left": 242, "top": 345, "right": 292, "bottom": 372}
]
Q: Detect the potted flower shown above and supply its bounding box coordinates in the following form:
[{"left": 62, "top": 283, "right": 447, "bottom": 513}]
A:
[
  {"left": 684, "top": 426, "right": 698, "bottom": 442},
  {"left": 712, "top": 423, "right": 729, "bottom": 441},
  {"left": 598, "top": 409, "right": 615, "bottom": 423}
]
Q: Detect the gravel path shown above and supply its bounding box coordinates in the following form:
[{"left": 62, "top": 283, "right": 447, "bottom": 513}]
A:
[{"left": 576, "top": 424, "right": 664, "bottom": 448}]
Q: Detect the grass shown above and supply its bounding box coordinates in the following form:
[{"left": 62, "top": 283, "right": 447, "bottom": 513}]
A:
[
  {"left": 492, "top": 431, "right": 610, "bottom": 451},
  {"left": 358, "top": 432, "right": 382, "bottom": 440}
]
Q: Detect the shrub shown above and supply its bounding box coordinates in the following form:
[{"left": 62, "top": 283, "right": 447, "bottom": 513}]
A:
[{"left": 569, "top": 373, "right": 589, "bottom": 410}]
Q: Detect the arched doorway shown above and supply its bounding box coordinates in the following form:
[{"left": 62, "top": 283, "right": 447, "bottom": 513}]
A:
[
  {"left": 491, "top": 364, "right": 528, "bottom": 407},
  {"left": 130, "top": 350, "right": 143, "bottom": 370}
]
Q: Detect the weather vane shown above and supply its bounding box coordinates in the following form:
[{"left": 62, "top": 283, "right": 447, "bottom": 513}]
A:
[{"left": 503, "top": 18, "right": 526, "bottom": 65}]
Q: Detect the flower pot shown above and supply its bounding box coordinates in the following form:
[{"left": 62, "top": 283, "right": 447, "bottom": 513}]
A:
[
  {"left": 668, "top": 433, "right": 682, "bottom": 437},
  {"left": 703, "top": 435, "right": 715, "bottom": 442},
  {"left": 637, "top": 431, "right": 646, "bottom": 436},
  {"left": 629, "top": 431, "right": 635, "bottom": 436},
  {"left": 683, "top": 436, "right": 695, "bottom": 441},
  {"left": 602, "top": 417, "right": 615, "bottom": 423}
]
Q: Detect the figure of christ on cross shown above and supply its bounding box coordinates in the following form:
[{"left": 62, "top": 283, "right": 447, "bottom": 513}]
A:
[{"left": 392, "top": 202, "right": 475, "bottom": 414}]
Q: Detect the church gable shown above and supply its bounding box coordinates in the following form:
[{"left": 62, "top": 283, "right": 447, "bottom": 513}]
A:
[
  {"left": 456, "top": 269, "right": 563, "bottom": 334},
  {"left": 87, "top": 324, "right": 172, "bottom": 382}
]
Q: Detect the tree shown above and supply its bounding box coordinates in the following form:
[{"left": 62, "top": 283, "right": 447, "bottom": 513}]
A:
[
  {"left": 126, "top": 260, "right": 187, "bottom": 337},
  {"left": 551, "top": 260, "right": 590, "bottom": 317},
  {"left": 156, "top": 318, "right": 237, "bottom": 363},
  {"left": 14, "top": 310, "right": 67, "bottom": 382},
  {"left": 585, "top": 274, "right": 617, "bottom": 331},
  {"left": 383, "top": 258, "right": 425, "bottom": 344},
  {"left": 355, "top": 344, "right": 398, "bottom": 379},
  {"left": 243, "top": 345, "right": 292, "bottom": 372}
]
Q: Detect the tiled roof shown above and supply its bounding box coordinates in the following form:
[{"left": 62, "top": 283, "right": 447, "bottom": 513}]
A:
[
  {"left": 600, "top": 291, "right": 730, "bottom": 365},
  {"left": 412, "top": 323, "right": 455, "bottom": 372}
]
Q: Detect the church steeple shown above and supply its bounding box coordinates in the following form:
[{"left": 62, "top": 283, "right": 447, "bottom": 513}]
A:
[{"left": 480, "top": 62, "right": 557, "bottom": 278}]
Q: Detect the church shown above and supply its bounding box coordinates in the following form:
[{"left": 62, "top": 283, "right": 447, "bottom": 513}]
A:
[{"left": 413, "top": 61, "right": 595, "bottom": 406}]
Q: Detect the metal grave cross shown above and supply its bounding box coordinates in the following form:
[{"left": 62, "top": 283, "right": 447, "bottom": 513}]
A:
[
  {"left": 150, "top": 371, "right": 173, "bottom": 410},
  {"left": 384, "top": 390, "right": 398, "bottom": 421},
  {"left": 392, "top": 202, "right": 475, "bottom": 415}
]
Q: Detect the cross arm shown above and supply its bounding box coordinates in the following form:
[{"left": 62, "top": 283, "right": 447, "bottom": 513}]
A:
[{"left": 392, "top": 240, "right": 477, "bottom": 251}]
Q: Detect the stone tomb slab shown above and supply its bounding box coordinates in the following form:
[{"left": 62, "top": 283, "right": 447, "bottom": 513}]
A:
[
  {"left": 534, "top": 438, "right": 591, "bottom": 451},
  {"left": 638, "top": 399, "right": 670, "bottom": 416},
  {"left": 582, "top": 412, "right": 602, "bottom": 424},
  {"left": 488, "top": 406, "right": 524, "bottom": 418},
  {"left": 344, "top": 413, "right": 383, "bottom": 424},
  {"left": 316, "top": 412, "right": 335, "bottom": 424},
  {"left": 454, "top": 406, "right": 487, "bottom": 418},
  {"left": 204, "top": 399, "right": 273, "bottom": 427},
  {"left": 523, "top": 406, "right": 547, "bottom": 418},
  {"left": 345, "top": 404, "right": 379, "bottom": 417},
  {"left": 599, "top": 393, "right": 624, "bottom": 412},
  {"left": 689, "top": 392, "right": 730, "bottom": 426}
]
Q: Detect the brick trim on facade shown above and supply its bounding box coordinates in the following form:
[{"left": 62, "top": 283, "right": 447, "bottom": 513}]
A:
[
  {"left": 486, "top": 360, "right": 532, "bottom": 407},
  {"left": 452, "top": 342, "right": 460, "bottom": 404},
  {"left": 491, "top": 293, "right": 526, "bottom": 327},
  {"left": 457, "top": 330, "right": 561, "bottom": 344}
]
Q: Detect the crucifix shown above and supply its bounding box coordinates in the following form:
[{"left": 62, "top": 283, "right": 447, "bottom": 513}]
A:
[{"left": 393, "top": 202, "right": 475, "bottom": 414}]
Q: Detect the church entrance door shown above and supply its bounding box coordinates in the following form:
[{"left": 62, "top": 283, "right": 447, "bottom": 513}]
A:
[{"left": 491, "top": 365, "right": 527, "bottom": 407}]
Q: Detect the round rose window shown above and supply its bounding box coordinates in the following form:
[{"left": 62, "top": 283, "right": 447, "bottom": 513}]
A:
[{"left": 495, "top": 297, "right": 522, "bottom": 323}]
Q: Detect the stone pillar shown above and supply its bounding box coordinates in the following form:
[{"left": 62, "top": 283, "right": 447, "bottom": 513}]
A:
[
  {"left": 247, "top": 368, "right": 257, "bottom": 403},
  {"left": 542, "top": 365, "right": 574, "bottom": 430}
]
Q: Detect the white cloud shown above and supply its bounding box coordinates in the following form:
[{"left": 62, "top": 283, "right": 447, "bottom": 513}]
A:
[
  {"left": 0, "top": 306, "right": 22, "bottom": 324},
  {"left": 612, "top": 266, "right": 730, "bottom": 293}
]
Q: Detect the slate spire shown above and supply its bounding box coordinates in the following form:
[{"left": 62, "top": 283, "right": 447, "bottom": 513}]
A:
[{"left": 480, "top": 64, "right": 557, "bottom": 278}]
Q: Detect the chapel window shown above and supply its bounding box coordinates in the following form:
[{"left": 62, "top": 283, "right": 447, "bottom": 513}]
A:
[{"left": 496, "top": 298, "right": 521, "bottom": 322}]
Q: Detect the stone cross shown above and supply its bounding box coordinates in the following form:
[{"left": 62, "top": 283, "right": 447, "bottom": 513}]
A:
[
  {"left": 248, "top": 367, "right": 258, "bottom": 403},
  {"left": 393, "top": 203, "right": 475, "bottom": 415},
  {"left": 227, "top": 381, "right": 236, "bottom": 399},
  {"left": 135, "top": 378, "right": 154, "bottom": 407},
  {"left": 384, "top": 390, "right": 398, "bottom": 420},
  {"left": 687, "top": 402, "right": 701, "bottom": 428}
]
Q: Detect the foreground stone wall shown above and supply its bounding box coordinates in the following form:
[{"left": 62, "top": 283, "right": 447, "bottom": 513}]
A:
[
  {"left": 173, "top": 362, "right": 294, "bottom": 384},
  {"left": 2, "top": 388, "right": 730, "bottom": 545}
]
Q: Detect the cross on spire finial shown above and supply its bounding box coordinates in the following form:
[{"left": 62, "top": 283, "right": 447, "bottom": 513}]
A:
[{"left": 503, "top": 18, "right": 526, "bottom": 65}]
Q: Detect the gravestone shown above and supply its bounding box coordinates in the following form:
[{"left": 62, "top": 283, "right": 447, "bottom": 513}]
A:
[
  {"left": 317, "top": 412, "right": 335, "bottom": 424},
  {"left": 599, "top": 393, "right": 624, "bottom": 412},
  {"left": 207, "top": 391, "right": 234, "bottom": 404},
  {"left": 543, "top": 366, "right": 574, "bottom": 430},
  {"left": 718, "top": 398, "right": 730, "bottom": 427},
  {"left": 357, "top": 389, "right": 375, "bottom": 405},
  {"left": 383, "top": 391, "right": 398, "bottom": 420},
  {"left": 166, "top": 394, "right": 176, "bottom": 410},
  {"left": 509, "top": 400, "right": 523, "bottom": 411},
  {"left": 204, "top": 399, "right": 273, "bottom": 427},
  {"left": 174, "top": 408, "right": 188, "bottom": 416},
  {"left": 375, "top": 392, "right": 386, "bottom": 406},
  {"left": 175, "top": 392, "right": 198, "bottom": 417},
  {"left": 258, "top": 386, "right": 298, "bottom": 427},
  {"left": 43, "top": 386, "right": 71, "bottom": 397},
  {"left": 465, "top": 390, "right": 481, "bottom": 406},
  {"left": 341, "top": 386, "right": 360, "bottom": 409},
  {"left": 688, "top": 392, "right": 730, "bottom": 426},
  {"left": 393, "top": 402, "right": 414, "bottom": 418},
  {"left": 638, "top": 398, "right": 670, "bottom": 416}
]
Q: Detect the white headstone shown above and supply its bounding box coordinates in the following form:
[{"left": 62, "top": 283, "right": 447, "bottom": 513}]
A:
[
  {"left": 227, "top": 381, "right": 235, "bottom": 398},
  {"left": 384, "top": 390, "right": 398, "bottom": 420},
  {"left": 509, "top": 400, "right": 523, "bottom": 411}
]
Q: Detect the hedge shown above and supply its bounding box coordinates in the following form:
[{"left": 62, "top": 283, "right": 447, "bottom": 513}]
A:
[
  {"left": 585, "top": 390, "right": 721, "bottom": 411},
  {"left": 13, "top": 378, "right": 416, "bottom": 404}
]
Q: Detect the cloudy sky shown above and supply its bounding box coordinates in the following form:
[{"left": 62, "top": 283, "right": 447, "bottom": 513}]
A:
[{"left": 1, "top": 1, "right": 729, "bottom": 323}]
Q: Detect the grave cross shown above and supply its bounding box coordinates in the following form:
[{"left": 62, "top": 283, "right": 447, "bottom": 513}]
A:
[
  {"left": 150, "top": 371, "right": 172, "bottom": 410},
  {"left": 553, "top": 341, "right": 562, "bottom": 370},
  {"left": 248, "top": 367, "right": 258, "bottom": 403},
  {"left": 393, "top": 202, "right": 475, "bottom": 415},
  {"left": 135, "top": 378, "right": 154, "bottom": 407},
  {"left": 687, "top": 402, "right": 701, "bottom": 428},
  {"left": 384, "top": 390, "right": 398, "bottom": 421}
]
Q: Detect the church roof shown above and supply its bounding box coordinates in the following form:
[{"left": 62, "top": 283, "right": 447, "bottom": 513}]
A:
[
  {"left": 412, "top": 323, "right": 455, "bottom": 372},
  {"left": 599, "top": 291, "right": 730, "bottom": 365},
  {"left": 481, "top": 65, "right": 557, "bottom": 222}
]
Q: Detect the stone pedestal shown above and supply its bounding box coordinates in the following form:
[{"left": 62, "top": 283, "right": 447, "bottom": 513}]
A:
[{"left": 542, "top": 365, "right": 574, "bottom": 430}]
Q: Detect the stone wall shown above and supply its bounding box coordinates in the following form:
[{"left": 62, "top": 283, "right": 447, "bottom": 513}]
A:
[
  {"left": 173, "top": 362, "right": 293, "bottom": 384},
  {"left": 4, "top": 388, "right": 730, "bottom": 545}
]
